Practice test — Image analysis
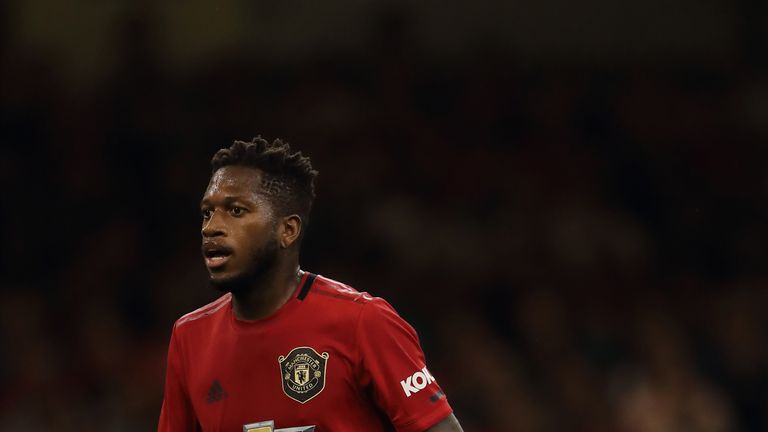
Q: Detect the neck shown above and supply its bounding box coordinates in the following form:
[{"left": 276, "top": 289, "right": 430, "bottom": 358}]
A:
[{"left": 231, "top": 258, "right": 302, "bottom": 321}]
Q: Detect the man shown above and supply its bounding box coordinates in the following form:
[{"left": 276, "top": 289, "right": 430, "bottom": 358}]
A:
[{"left": 158, "top": 137, "right": 463, "bottom": 431}]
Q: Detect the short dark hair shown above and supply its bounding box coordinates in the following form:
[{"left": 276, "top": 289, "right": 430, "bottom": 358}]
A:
[{"left": 211, "top": 137, "right": 318, "bottom": 229}]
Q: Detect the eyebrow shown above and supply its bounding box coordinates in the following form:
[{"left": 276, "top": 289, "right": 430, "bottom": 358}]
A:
[{"left": 200, "top": 195, "right": 253, "bottom": 207}]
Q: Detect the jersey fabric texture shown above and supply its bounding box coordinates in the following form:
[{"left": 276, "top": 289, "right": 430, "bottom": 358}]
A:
[{"left": 158, "top": 272, "right": 453, "bottom": 432}]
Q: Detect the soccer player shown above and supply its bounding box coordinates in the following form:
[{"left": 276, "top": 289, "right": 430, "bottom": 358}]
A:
[{"left": 158, "top": 138, "right": 463, "bottom": 431}]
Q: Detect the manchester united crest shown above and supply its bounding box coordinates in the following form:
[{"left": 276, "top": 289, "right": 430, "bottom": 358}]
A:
[{"left": 278, "top": 347, "right": 329, "bottom": 404}]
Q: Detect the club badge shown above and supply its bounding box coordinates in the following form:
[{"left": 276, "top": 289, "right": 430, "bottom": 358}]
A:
[{"left": 278, "top": 346, "right": 329, "bottom": 404}]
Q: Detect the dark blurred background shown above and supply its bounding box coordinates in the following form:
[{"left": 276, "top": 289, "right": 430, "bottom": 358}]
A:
[{"left": 2, "top": 1, "right": 768, "bottom": 431}]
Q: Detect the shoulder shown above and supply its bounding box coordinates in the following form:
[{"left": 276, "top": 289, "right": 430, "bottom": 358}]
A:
[
  {"left": 309, "top": 274, "right": 376, "bottom": 305},
  {"left": 173, "top": 292, "right": 232, "bottom": 331},
  {"left": 308, "top": 274, "right": 403, "bottom": 323},
  {"left": 309, "top": 274, "right": 414, "bottom": 333}
]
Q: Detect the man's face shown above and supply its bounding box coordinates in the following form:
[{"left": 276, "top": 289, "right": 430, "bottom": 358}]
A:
[{"left": 200, "top": 165, "right": 279, "bottom": 292}]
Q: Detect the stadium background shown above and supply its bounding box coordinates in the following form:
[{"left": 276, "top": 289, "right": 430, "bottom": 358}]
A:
[{"left": 1, "top": 1, "right": 767, "bottom": 431}]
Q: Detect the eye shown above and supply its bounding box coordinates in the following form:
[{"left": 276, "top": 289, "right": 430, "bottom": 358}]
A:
[
  {"left": 229, "top": 207, "right": 245, "bottom": 217},
  {"left": 201, "top": 208, "right": 212, "bottom": 220}
]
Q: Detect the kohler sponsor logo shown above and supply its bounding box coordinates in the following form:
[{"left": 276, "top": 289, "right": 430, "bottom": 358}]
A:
[{"left": 400, "top": 366, "right": 436, "bottom": 397}]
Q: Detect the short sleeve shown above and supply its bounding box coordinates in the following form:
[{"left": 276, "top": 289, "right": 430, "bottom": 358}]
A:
[{"left": 355, "top": 298, "right": 453, "bottom": 432}]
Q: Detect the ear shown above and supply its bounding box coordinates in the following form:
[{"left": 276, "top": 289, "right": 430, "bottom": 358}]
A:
[{"left": 278, "top": 214, "right": 302, "bottom": 248}]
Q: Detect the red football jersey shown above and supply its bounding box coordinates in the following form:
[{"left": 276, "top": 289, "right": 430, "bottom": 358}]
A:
[{"left": 158, "top": 272, "right": 453, "bottom": 432}]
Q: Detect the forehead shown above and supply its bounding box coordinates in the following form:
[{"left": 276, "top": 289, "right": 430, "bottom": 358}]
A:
[{"left": 203, "top": 165, "right": 265, "bottom": 200}]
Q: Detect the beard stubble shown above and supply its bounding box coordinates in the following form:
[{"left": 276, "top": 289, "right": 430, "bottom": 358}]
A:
[{"left": 209, "top": 237, "right": 280, "bottom": 295}]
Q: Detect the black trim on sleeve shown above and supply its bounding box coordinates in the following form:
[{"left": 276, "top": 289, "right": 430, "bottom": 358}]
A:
[
  {"left": 430, "top": 389, "right": 446, "bottom": 403},
  {"left": 297, "top": 273, "right": 316, "bottom": 301}
]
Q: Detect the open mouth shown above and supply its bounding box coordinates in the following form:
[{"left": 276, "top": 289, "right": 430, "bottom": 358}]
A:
[{"left": 202, "top": 244, "right": 233, "bottom": 269}]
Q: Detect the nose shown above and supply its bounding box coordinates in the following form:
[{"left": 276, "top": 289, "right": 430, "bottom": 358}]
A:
[{"left": 201, "top": 211, "right": 226, "bottom": 238}]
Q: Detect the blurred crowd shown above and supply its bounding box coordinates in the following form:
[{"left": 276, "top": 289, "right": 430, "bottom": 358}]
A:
[{"left": 2, "top": 3, "right": 768, "bottom": 432}]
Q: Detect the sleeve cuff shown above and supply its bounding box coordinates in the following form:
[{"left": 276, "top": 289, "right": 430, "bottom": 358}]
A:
[{"left": 395, "top": 404, "right": 454, "bottom": 432}]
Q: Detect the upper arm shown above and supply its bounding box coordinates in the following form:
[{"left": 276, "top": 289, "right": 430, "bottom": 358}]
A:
[
  {"left": 356, "top": 298, "right": 455, "bottom": 432},
  {"left": 425, "top": 413, "right": 464, "bottom": 432}
]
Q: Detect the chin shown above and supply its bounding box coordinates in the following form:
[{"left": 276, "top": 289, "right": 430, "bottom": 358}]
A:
[
  {"left": 208, "top": 241, "right": 279, "bottom": 294},
  {"left": 209, "top": 271, "right": 249, "bottom": 294}
]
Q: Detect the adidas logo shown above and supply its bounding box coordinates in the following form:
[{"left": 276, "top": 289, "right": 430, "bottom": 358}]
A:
[{"left": 206, "top": 379, "right": 228, "bottom": 404}]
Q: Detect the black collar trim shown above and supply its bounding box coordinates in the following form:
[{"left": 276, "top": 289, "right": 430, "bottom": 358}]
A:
[{"left": 297, "top": 272, "right": 316, "bottom": 301}]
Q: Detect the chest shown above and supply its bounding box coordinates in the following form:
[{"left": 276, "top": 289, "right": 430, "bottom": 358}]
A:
[{"left": 185, "top": 323, "right": 367, "bottom": 431}]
